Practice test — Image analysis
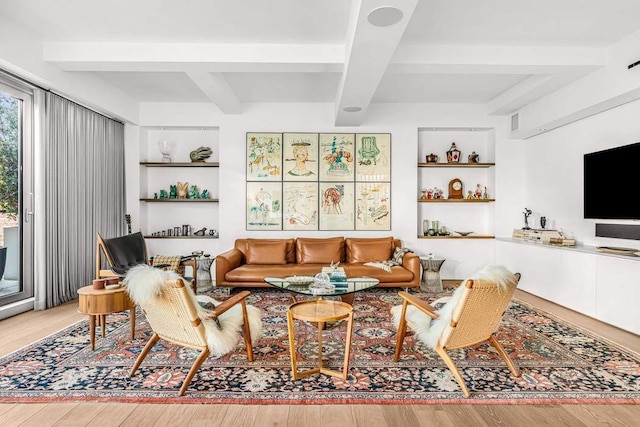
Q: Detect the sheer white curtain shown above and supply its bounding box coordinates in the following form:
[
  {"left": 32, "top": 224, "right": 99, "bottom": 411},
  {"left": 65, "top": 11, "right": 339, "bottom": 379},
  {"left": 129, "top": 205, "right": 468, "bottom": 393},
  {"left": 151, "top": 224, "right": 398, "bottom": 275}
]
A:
[{"left": 35, "top": 92, "right": 125, "bottom": 309}]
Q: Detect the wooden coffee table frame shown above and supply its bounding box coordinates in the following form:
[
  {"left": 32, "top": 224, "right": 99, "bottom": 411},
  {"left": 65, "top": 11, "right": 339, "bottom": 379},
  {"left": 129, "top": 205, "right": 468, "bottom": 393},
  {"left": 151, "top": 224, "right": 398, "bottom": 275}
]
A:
[{"left": 77, "top": 285, "right": 136, "bottom": 351}]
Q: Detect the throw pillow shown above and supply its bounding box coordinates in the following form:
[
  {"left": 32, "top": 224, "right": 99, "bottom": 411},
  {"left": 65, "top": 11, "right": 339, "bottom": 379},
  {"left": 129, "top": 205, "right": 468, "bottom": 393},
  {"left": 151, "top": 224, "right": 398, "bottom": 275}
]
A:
[{"left": 245, "top": 240, "right": 288, "bottom": 265}]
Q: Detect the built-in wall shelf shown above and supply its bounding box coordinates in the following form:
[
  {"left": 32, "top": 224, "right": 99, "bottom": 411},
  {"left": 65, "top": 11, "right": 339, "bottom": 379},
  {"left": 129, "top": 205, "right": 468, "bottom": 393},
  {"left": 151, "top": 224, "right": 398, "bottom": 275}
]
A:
[
  {"left": 144, "top": 235, "right": 220, "bottom": 239},
  {"left": 140, "top": 198, "right": 219, "bottom": 203},
  {"left": 140, "top": 162, "right": 219, "bottom": 167},
  {"left": 417, "top": 162, "right": 495, "bottom": 168},
  {"left": 418, "top": 198, "right": 495, "bottom": 203},
  {"left": 418, "top": 235, "right": 495, "bottom": 239}
]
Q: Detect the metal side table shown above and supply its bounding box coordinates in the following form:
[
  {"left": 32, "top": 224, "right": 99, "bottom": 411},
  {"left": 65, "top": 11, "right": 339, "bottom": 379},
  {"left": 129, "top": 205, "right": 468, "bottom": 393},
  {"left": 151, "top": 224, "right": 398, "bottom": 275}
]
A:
[{"left": 419, "top": 257, "right": 446, "bottom": 292}]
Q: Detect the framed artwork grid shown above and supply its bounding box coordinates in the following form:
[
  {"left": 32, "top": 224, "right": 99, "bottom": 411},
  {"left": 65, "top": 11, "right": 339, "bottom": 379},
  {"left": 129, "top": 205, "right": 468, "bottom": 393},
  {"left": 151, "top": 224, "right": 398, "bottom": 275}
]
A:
[{"left": 246, "top": 132, "right": 390, "bottom": 231}]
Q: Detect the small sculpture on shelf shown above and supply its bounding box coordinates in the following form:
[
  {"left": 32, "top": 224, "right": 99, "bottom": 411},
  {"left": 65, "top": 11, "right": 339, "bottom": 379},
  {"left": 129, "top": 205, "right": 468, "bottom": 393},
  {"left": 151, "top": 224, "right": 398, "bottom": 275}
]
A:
[
  {"left": 177, "top": 182, "right": 189, "bottom": 199},
  {"left": 483, "top": 186, "right": 489, "bottom": 199},
  {"left": 189, "top": 185, "right": 200, "bottom": 199},
  {"left": 522, "top": 208, "right": 532, "bottom": 230},
  {"left": 194, "top": 227, "right": 207, "bottom": 236},
  {"left": 201, "top": 189, "right": 209, "bottom": 199},
  {"left": 466, "top": 191, "right": 474, "bottom": 199},
  {"left": 474, "top": 184, "right": 483, "bottom": 199},
  {"left": 468, "top": 151, "right": 479, "bottom": 163},
  {"left": 169, "top": 185, "right": 177, "bottom": 199},
  {"left": 153, "top": 192, "right": 158, "bottom": 199},
  {"left": 433, "top": 187, "right": 443, "bottom": 199},
  {"left": 190, "top": 146, "right": 212, "bottom": 162},
  {"left": 159, "top": 189, "right": 168, "bottom": 199}
]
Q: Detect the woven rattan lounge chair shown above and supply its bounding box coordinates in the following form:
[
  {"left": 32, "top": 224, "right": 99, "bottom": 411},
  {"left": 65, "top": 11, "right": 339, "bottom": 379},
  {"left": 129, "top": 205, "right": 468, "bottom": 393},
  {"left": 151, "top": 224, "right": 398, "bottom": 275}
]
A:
[
  {"left": 125, "top": 265, "right": 261, "bottom": 396},
  {"left": 391, "top": 265, "right": 521, "bottom": 397}
]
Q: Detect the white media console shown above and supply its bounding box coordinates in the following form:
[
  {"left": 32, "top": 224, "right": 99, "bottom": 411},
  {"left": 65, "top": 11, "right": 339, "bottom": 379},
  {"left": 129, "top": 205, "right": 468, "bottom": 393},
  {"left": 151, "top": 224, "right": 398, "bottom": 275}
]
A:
[{"left": 495, "top": 237, "right": 640, "bottom": 336}]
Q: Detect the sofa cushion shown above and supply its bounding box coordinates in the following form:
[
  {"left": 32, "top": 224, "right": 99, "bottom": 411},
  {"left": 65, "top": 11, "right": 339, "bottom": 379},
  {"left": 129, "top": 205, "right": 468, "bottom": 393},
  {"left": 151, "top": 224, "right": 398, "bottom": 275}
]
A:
[
  {"left": 296, "top": 237, "right": 344, "bottom": 264},
  {"left": 237, "top": 238, "right": 296, "bottom": 263},
  {"left": 346, "top": 237, "right": 395, "bottom": 263},
  {"left": 245, "top": 239, "right": 289, "bottom": 265}
]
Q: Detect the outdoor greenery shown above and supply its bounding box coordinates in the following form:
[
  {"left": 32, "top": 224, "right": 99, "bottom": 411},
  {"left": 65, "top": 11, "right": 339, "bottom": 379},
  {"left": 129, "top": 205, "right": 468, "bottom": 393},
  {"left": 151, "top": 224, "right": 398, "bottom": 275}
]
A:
[{"left": 0, "top": 93, "right": 19, "bottom": 219}]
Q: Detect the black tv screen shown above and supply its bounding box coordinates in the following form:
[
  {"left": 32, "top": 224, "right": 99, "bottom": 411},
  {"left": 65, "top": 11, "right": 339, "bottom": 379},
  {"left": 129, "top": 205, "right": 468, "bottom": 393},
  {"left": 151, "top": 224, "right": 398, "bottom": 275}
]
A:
[{"left": 584, "top": 142, "right": 640, "bottom": 219}]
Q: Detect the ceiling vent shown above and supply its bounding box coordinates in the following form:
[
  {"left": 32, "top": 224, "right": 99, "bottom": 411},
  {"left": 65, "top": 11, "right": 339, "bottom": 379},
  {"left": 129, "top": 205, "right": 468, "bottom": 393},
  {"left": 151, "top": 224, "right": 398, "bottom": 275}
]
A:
[{"left": 511, "top": 113, "right": 519, "bottom": 132}]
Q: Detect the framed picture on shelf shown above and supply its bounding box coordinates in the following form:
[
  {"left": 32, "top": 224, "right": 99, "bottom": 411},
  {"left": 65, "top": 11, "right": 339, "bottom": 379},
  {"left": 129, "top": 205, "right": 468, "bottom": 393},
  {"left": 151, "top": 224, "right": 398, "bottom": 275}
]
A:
[
  {"left": 283, "top": 133, "right": 319, "bottom": 181},
  {"left": 319, "top": 182, "right": 355, "bottom": 230},
  {"left": 246, "top": 182, "right": 282, "bottom": 230},
  {"left": 355, "top": 182, "right": 390, "bottom": 230},
  {"left": 355, "top": 133, "right": 391, "bottom": 181},
  {"left": 283, "top": 182, "right": 319, "bottom": 231},
  {"left": 246, "top": 133, "right": 282, "bottom": 181},
  {"left": 319, "top": 133, "right": 355, "bottom": 182}
]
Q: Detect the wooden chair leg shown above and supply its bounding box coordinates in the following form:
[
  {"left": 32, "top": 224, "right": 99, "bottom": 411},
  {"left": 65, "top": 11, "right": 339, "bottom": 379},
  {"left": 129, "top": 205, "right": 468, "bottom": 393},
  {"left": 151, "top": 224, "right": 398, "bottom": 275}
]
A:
[
  {"left": 435, "top": 345, "right": 471, "bottom": 398},
  {"left": 394, "top": 301, "right": 409, "bottom": 362},
  {"left": 130, "top": 333, "right": 160, "bottom": 377},
  {"left": 488, "top": 334, "right": 520, "bottom": 377},
  {"left": 240, "top": 300, "right": 254, "bottom": 362},
  {"left": 287, "top": 309, "right": 299, "bottom": 380},
  {"left": 179, "top": 347, "right": 210, "bottom": 396}
]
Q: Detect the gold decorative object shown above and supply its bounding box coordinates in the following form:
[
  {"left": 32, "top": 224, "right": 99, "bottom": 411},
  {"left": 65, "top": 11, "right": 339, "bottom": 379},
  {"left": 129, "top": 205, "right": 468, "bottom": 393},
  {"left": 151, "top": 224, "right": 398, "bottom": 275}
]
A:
[{"left": 177, "top": 181, "right": 189, "bottom": 199}]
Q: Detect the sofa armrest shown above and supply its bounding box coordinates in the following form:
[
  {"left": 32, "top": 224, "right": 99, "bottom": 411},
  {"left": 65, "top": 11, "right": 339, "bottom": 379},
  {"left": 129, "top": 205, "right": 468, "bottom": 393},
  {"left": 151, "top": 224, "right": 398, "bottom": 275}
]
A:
[
  {"left": 216, "top": 248, "right": 244, "bottom": 285},
  {"left": 401, "top": 252, "right": 421, "bottom": 288}
]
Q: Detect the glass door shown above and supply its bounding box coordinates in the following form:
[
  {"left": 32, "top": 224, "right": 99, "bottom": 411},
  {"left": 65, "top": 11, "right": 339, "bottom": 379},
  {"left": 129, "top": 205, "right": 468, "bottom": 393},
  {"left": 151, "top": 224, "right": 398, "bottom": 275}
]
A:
[{"left": 0, "top": 78, "right": 34, "bottom": 309}]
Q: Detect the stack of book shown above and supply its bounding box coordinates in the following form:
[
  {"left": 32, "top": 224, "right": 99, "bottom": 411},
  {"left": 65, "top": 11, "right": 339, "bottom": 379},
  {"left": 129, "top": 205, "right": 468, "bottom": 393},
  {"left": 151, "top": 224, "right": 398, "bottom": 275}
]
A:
[
  {"left": 329, "top": 271, "right": 348, "bottom": 288},
  {"left": 547, "top": 237, "right": 576, "bottom": 247},
  {"left": 512, "top": 229, "right": 562, "bottom": 244}
]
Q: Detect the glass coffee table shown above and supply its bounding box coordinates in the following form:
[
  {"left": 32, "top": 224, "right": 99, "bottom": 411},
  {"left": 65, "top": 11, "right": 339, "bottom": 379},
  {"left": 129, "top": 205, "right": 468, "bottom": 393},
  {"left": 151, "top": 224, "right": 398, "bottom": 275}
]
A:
[{"left": 264, "top": 276, "right": 379, "bottom": 305}]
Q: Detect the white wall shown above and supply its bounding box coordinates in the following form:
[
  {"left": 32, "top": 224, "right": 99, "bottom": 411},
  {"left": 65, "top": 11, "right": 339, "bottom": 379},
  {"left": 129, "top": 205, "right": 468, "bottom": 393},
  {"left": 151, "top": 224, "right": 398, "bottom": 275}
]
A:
[
  {"left": 521, "top": 97, "right": 640, "bottom": 247},
  {"left": 133, "top": 101, "right": 514, "bottom": 279}
]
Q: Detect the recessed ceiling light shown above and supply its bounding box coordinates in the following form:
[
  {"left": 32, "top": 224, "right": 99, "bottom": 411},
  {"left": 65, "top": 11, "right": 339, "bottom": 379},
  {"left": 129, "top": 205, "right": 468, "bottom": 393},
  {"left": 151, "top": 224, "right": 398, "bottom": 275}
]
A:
[
  {"left": 367, "top": 6, "right": 403, "bottom": 27},
  {"left": 343, "top": 106, "right": 362, "bottom": 112}
]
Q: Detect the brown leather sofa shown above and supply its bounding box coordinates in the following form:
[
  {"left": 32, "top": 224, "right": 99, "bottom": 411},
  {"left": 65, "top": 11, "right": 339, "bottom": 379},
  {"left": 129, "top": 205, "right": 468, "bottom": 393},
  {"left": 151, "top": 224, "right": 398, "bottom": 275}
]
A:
[{"left": 215, "top": 236, "right": 420, "bottom": 289}]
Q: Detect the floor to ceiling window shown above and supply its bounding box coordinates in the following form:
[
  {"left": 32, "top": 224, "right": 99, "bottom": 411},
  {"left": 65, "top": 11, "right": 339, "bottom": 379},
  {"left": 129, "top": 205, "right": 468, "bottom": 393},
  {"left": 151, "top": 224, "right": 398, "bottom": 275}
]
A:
[{"left": 0, "top": 74, "right": 34, "bottom": 316}]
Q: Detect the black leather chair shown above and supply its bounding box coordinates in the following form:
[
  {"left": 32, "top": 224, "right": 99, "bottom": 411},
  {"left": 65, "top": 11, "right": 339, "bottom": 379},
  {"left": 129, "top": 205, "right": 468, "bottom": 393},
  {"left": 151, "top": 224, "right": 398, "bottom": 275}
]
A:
[{"left": 96, "top": 231, "right": 197, "bottom": 292}]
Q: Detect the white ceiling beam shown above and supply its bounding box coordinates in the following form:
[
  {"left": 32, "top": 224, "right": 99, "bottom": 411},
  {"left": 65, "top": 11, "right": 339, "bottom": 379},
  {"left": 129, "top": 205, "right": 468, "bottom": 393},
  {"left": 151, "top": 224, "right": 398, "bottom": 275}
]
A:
[
  {"left": 334, "top": 0, "right": 419, "bottom": 126},
  {"left": 185, "top": 70, "right": 242, "bottom": 114},
  {"left": 43, "top": 42, "right": 344, "bottom": 72},
  {"left": 487, "top": 67, "right": 600, "bottom": 115}
]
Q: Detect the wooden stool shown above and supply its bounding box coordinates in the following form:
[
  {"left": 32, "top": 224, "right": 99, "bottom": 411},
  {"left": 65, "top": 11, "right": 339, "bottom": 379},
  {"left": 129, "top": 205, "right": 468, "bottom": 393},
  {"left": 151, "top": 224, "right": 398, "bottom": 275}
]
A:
[{"left": 286, "top": 299, "right": 354, "bottom": 380}]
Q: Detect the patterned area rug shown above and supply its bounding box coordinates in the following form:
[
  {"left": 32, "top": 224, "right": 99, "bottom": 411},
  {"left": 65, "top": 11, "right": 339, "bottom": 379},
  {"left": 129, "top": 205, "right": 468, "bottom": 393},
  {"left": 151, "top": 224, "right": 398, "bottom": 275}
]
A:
[{"left": 1, "top": 288, "right": 639, "bottom": 404}]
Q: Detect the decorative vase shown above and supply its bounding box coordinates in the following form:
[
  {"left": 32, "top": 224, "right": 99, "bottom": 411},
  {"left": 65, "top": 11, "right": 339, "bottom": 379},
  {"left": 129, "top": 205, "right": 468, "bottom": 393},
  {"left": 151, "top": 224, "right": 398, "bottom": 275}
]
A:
[
  {"left": 158, "top": 139, "right": 175, "bottom": 163},
  {"left": 426, "top": 153, "right": 439, "bottom": 163},
  {"left": 446, "top": 142, "right": 461, "bottom": 163},
  {"left": 422, "top": 220, "right": 430, "bottom": 236}
]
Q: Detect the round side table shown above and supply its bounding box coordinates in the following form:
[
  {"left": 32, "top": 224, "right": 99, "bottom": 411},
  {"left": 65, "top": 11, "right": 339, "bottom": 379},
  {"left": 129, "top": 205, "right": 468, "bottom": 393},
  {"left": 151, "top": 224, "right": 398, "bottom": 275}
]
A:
[
  {"left": 77, "top": 285, "right": 136, "bottom": 351},
  {"left": 419, "top": 257, "right": 446, "bottom": 292},
  {"left": 286, "top": 299, "right": 354, "bottom": 380}
]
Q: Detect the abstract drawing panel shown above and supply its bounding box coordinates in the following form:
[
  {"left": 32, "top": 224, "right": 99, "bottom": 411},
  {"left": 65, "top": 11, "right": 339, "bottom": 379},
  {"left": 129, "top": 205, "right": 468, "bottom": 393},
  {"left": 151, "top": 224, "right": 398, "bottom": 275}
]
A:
[
  {"left": 283, "top": 133, "right": 319, "bottom": 181},
  {"left": 318, "top": 133, "right": 355, "bottom": 182},
  {"left": 354, "top": 133, "right": 391, "bottom": 181},
  {"left": 246, "top": 133, "right": 282, "bottom": 181},
  {"left": 319, "top": 182, "right": 355, "bottom": 231},
  {"left": 355, "top": 182, "right": 390, "bottom": 230},
  {"left": 283, "top": 182, "right": 319, "bottom": 231},
  {"left": 246, "top": 182, "right": 282, "bottom": 230}
]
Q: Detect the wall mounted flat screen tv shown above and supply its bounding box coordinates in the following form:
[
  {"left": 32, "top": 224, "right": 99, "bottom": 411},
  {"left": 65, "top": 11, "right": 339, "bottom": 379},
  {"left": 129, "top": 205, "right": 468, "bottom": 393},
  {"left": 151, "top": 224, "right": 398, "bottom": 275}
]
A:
[{"left": 584, "top": 142, "right": 640, "bottom": 219}]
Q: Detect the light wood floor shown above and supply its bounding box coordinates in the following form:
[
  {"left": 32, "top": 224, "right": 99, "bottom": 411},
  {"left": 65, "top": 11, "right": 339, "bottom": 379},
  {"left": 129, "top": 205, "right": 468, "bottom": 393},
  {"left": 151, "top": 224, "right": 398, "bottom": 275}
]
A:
[{"left": 0, "top": 289, "right": 639, "bottom": 427}]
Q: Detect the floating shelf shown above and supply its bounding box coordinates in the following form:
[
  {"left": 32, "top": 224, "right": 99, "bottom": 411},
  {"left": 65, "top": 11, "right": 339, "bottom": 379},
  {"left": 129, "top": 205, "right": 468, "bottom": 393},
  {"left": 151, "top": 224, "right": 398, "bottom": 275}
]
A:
[
  {"left": 417, "top": 162, "right": 495, "bottom": 168},
  {"left": 418, "top": 235, "right": 495, "bottom": 239},
  {"left": 140, "top": 162, "right": 219, "bottom": 167},
  {"left": 418, "top": 198, "right": 495, "bottom": 203},
  {"left": 140, "top": 198, "right": 219, "bottom": 202}
]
